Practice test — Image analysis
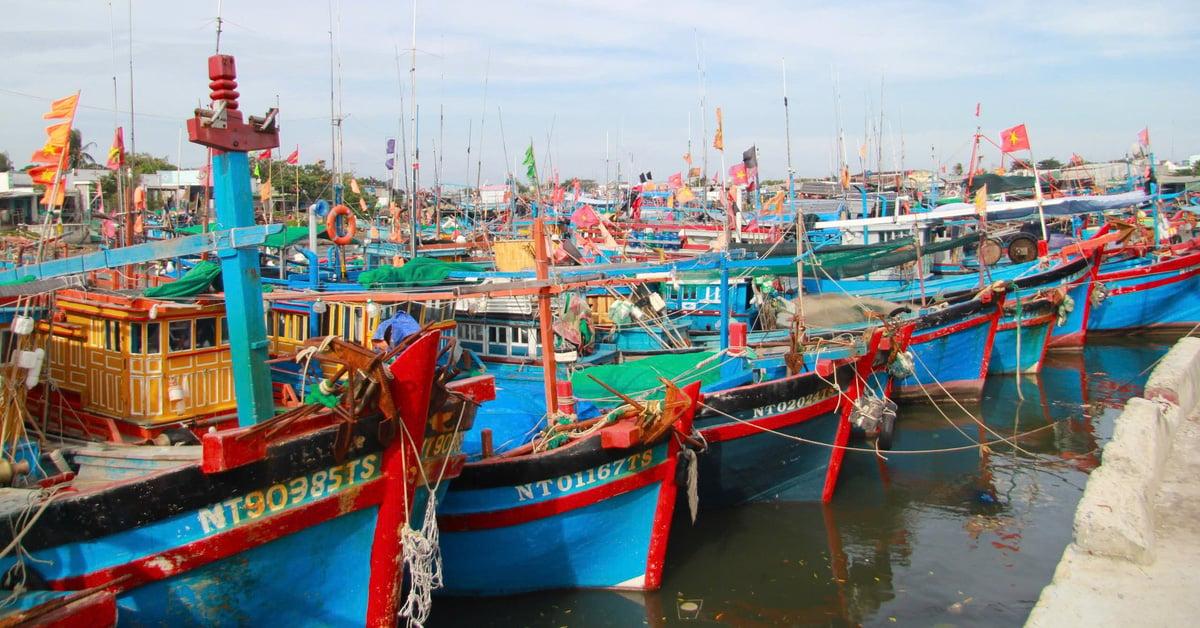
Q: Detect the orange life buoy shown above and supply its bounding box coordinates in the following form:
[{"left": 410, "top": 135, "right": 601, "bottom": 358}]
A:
[{"left": 325, "top": 204, "right": 356, "bottom": 245}]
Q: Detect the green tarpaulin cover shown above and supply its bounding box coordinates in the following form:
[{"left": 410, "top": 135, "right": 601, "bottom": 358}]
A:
[
  {"left": 144, "top": 261, "right": 222, "bottom": 298},
  {"left": 176, "top": 224, "right": 312, "bottom": 249},
  {"left": 570, "top": 351, "right": 722, "bottom": 403},
  {"left": 358, "top": 257, "right": 487, "bottom": 288}
]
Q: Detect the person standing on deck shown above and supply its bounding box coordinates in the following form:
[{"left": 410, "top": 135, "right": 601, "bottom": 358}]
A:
[{"left": 371, "top": 309, "right": 421, "bottom": 352}]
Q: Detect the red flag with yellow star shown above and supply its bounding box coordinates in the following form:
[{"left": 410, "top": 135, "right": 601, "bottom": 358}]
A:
[{"left": 1000, "top": 124, "right": 1030, "bottom": 153}]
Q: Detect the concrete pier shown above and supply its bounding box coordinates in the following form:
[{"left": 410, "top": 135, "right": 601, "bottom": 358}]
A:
[{"left": 1027, "top": 336, "right": 1200, "bottom": 626}]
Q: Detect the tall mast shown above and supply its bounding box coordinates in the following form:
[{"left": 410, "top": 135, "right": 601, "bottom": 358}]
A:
[
  {"left": 408, "top": 0, "right": 419, "bottom": 259},
  {"left": 783, "top": 59, "right": 805, "bottom": 329}
]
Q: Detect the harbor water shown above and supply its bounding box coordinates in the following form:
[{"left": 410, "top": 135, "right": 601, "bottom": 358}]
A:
[{"left": 428, "top": 336, "right": 1183, "bottom": 627}]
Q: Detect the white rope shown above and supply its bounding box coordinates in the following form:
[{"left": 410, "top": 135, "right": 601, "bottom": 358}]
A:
[
  {"left": 398, "top": 492, "right": 442, "bottom": 628},
  {"left": 681, "top": 447, "right": 699, "bottom": 523}
]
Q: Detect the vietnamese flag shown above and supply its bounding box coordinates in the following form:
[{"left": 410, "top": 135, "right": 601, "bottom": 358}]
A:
[
  {"left": 27, "top": 165, "right": 59, "bottom": 185},
  {"left": 1138, "top": 127, "right": 1150, "bottom": 147},
  {"left": 257, "top": 148, "right": 272, "bottom": 161},
  {"left": 668, "top": 172, "right": 683, "bottom": 189},
  {"left": 729, "top": 163, "right": 748, "bottom": 185},
  {"left": 1000, "top": 124, "right": 1030, "bottom": 153},
  {"left": 285, "top": 148, "right": 299, "bottom": 165}
]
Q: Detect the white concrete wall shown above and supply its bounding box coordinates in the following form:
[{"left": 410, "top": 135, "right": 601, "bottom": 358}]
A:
[{"left": 1026, "top": 337, "right": 1200, "bottom": 626}]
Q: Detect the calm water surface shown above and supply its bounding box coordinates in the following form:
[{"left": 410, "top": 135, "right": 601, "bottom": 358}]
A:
[{"left": 428, "top": 337, "right": 1180, "bottom": 627}]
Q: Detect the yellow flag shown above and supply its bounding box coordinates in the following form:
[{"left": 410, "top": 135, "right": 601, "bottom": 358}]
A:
[
  {"left": 974, "top": 184, "right": 988, "bottom": 214},
  {"left": 675, "top": 186, "right": 696, "bottom": 204},
  {"left": 764, "top": 190, "right": 786, "bottom": 215},
  {"left": 43, "top": 94, "right": 79, "bottom": 120},
  {"left": 713, "top": 107, "right": 724, "bottom": 151},
  {"left": 260, "top": 180, "right": 272, "bottom": 202},
  {"left": 350, "top": 178, "right": 362, "bottom": 195}
]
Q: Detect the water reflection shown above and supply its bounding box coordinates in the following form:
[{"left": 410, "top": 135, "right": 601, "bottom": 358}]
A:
[{"left": 426, "top": 339, "right": 1179, "bottom": 627}]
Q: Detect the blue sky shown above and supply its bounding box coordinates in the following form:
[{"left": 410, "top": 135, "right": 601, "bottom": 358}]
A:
[{"left": 2, "top": 0, "right": 1197, "bottom": 187}]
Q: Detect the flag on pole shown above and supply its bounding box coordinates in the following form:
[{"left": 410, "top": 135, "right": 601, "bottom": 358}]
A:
[
  {"left": 42, "top": 122, "right": 71, "bottom": 156},
  {"left": 43, "top": 94, "right": 79, "bottom": 120},
  {"left": 1138, "top": 127, "right": 1150, "bottom": 147},
  {"left": 1000, "top": 124, "right": 1031, "bottom": 153},
  {"left": 668, "top": 173, "right": 683, "bottom": 189},
  {"left": 106, "top": 127, "right": 125, "bottom": 170},
  {"left": 257, "top": 149, "right": 272, "bottom": 161},
  {"left": 260, "top": 180, "right": 272, "bottom": 202},
  {"left": 253, "top": 161, "right": 261, "bottom": 179},
  {"left": 729, "top": 163, "right": 748, "bottom": 186},
  {"left": 975, "top": 102, "right": 981, "bottom": 117},
  {"left": 386, "top": 138, "right": 396, "bottom": 154},
  {"left": 742, "top": 146, "right": 758, "bottom": 180},
  {"left": 974, "top": 184, "right": 988, "bottom": 214},
  {"left": 683, "top": 153, "right": 692, "bottom": 165},
  {"left": 285, "top": 148, "right": 299, "bottom": 165},
  {"left": 675, "top": 185, "right": 696, "bottom": 204},
  {"left": 40, "top": 179, "right": 65, "bottom": 207},
  {"left": 713, "top": 108, "right": 724, "bottom": 151},
  {"left": 27, "top": 165, "right": 58, "bottom": 185},
  {"left": 350, "top": 178, "right": 361, "bottom": 195},
  {"left": 523, "top": 143, "right": 537, "bottom": 181}
]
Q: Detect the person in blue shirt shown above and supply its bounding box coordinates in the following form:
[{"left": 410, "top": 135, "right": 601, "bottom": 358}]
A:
[{"left": 371, "top": 310, "right": 421, "bottom": 352}]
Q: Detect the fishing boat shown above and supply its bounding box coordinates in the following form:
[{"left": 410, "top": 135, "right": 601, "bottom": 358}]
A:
[
  {"left": 437, "top": 380, "right": 703, "bottom": 595},
  {"left": 0, "top": 53, "right": 494, "bottom": 626}
]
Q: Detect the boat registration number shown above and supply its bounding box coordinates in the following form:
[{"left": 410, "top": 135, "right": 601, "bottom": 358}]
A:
[
  {"left": 197, "top": 454, "right": 381, "bottom": 534},
  {"left": 514, "top": 449, "right": 657, "bottom": 502}
]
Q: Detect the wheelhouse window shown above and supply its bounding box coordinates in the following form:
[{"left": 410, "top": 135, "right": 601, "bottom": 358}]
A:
[
  {"left": 220, "top": 317, "right": 229, "bottom": 346},
  {"left": 103, "top": 320, "right": 122, "bottom": 352},
  {"left": 168, "top": 320, "right": 193, "bottom": 352},
  {"left": 147, "top": 322, "right": 161, "bottom": 354},
  {"left": 195, "top": 318, "right": 217, "bottom": 348}
]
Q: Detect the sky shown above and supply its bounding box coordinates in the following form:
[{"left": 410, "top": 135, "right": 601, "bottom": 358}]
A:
[{"left": 2, "top": 0, "right": 1198, "bottom": 188}]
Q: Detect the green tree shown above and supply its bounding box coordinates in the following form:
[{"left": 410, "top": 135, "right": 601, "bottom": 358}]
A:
[
  {"left": 1037, "top": 158, "right": 1063, "bottom": 170},
  {"left": 1191, "top": 161, "right": 1200, "bottom": 176},
  {"left": 0, "top": 152, "right": 11, "bottom": 172},
  {"left": 67, "top": 129, "right": 98, "bottom": 169}
]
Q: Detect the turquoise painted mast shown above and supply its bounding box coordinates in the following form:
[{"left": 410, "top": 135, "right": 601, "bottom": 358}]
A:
[{"left": 187, "top": 54, "right": 280, "bottom": 427}]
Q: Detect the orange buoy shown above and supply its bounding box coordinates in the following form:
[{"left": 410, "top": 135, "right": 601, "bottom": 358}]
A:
[{"left": 325, "top": 204, "right": 356, "bottom": 245}]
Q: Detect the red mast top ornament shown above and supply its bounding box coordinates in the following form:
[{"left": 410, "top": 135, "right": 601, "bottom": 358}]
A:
[{"left": 187, "top": 54, "right": 279, "bottom": 153}]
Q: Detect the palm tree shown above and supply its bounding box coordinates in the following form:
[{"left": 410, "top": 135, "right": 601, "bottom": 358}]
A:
[{"left": 68, "top": 129, "right": 97, "bottom": 169}]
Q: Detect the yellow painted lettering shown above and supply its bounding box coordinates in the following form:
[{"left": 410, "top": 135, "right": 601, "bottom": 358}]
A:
[
  {"left": 266, "top": 484, "right": 288, "bottom": 512},
  {"left": 288, "top": 477, "right": 309, "bottom": 504},
  {"left": 244, "top": 491, "right": 266, "bottom": 519}
]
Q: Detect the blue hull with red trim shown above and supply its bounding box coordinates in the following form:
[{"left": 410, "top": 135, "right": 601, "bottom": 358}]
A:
[
  {"left": 988, "top": 296, "right": 1056, "bottom": 374},
  {"left": 439, "top": 440, "right": 680, "bottom": 595},
  {"left": 437, "top": 382, "right": 701, "bottom": 595},
  {"left": 690, "top": 329, "right": 887, "bottom": 505},
  {"left": 0, "top": 334, "right": 493, "bottom": 627},
  {"left": 894, "top": 298, "right": 1000, "bottom": 401},
  {"left": 1089, "top": 248, "right": 1200, "bottom": 332}
]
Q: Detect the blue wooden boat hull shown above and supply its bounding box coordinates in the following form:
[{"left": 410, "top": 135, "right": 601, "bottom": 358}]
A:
[
  {"left": 438, "top": 439, "right": 682, "bottom": 595},
  {"left": 988, "top": 297, "right": 1056, "bottom": 374},
  {"left": 894, "top": 299, "right": 999, "bottom": 402},
  {"left": 1089, "top": 249, "right": 1200, "bottom": 332},
  {"left": 694, "top": 356, "right": 864, "bottom": 504}
]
